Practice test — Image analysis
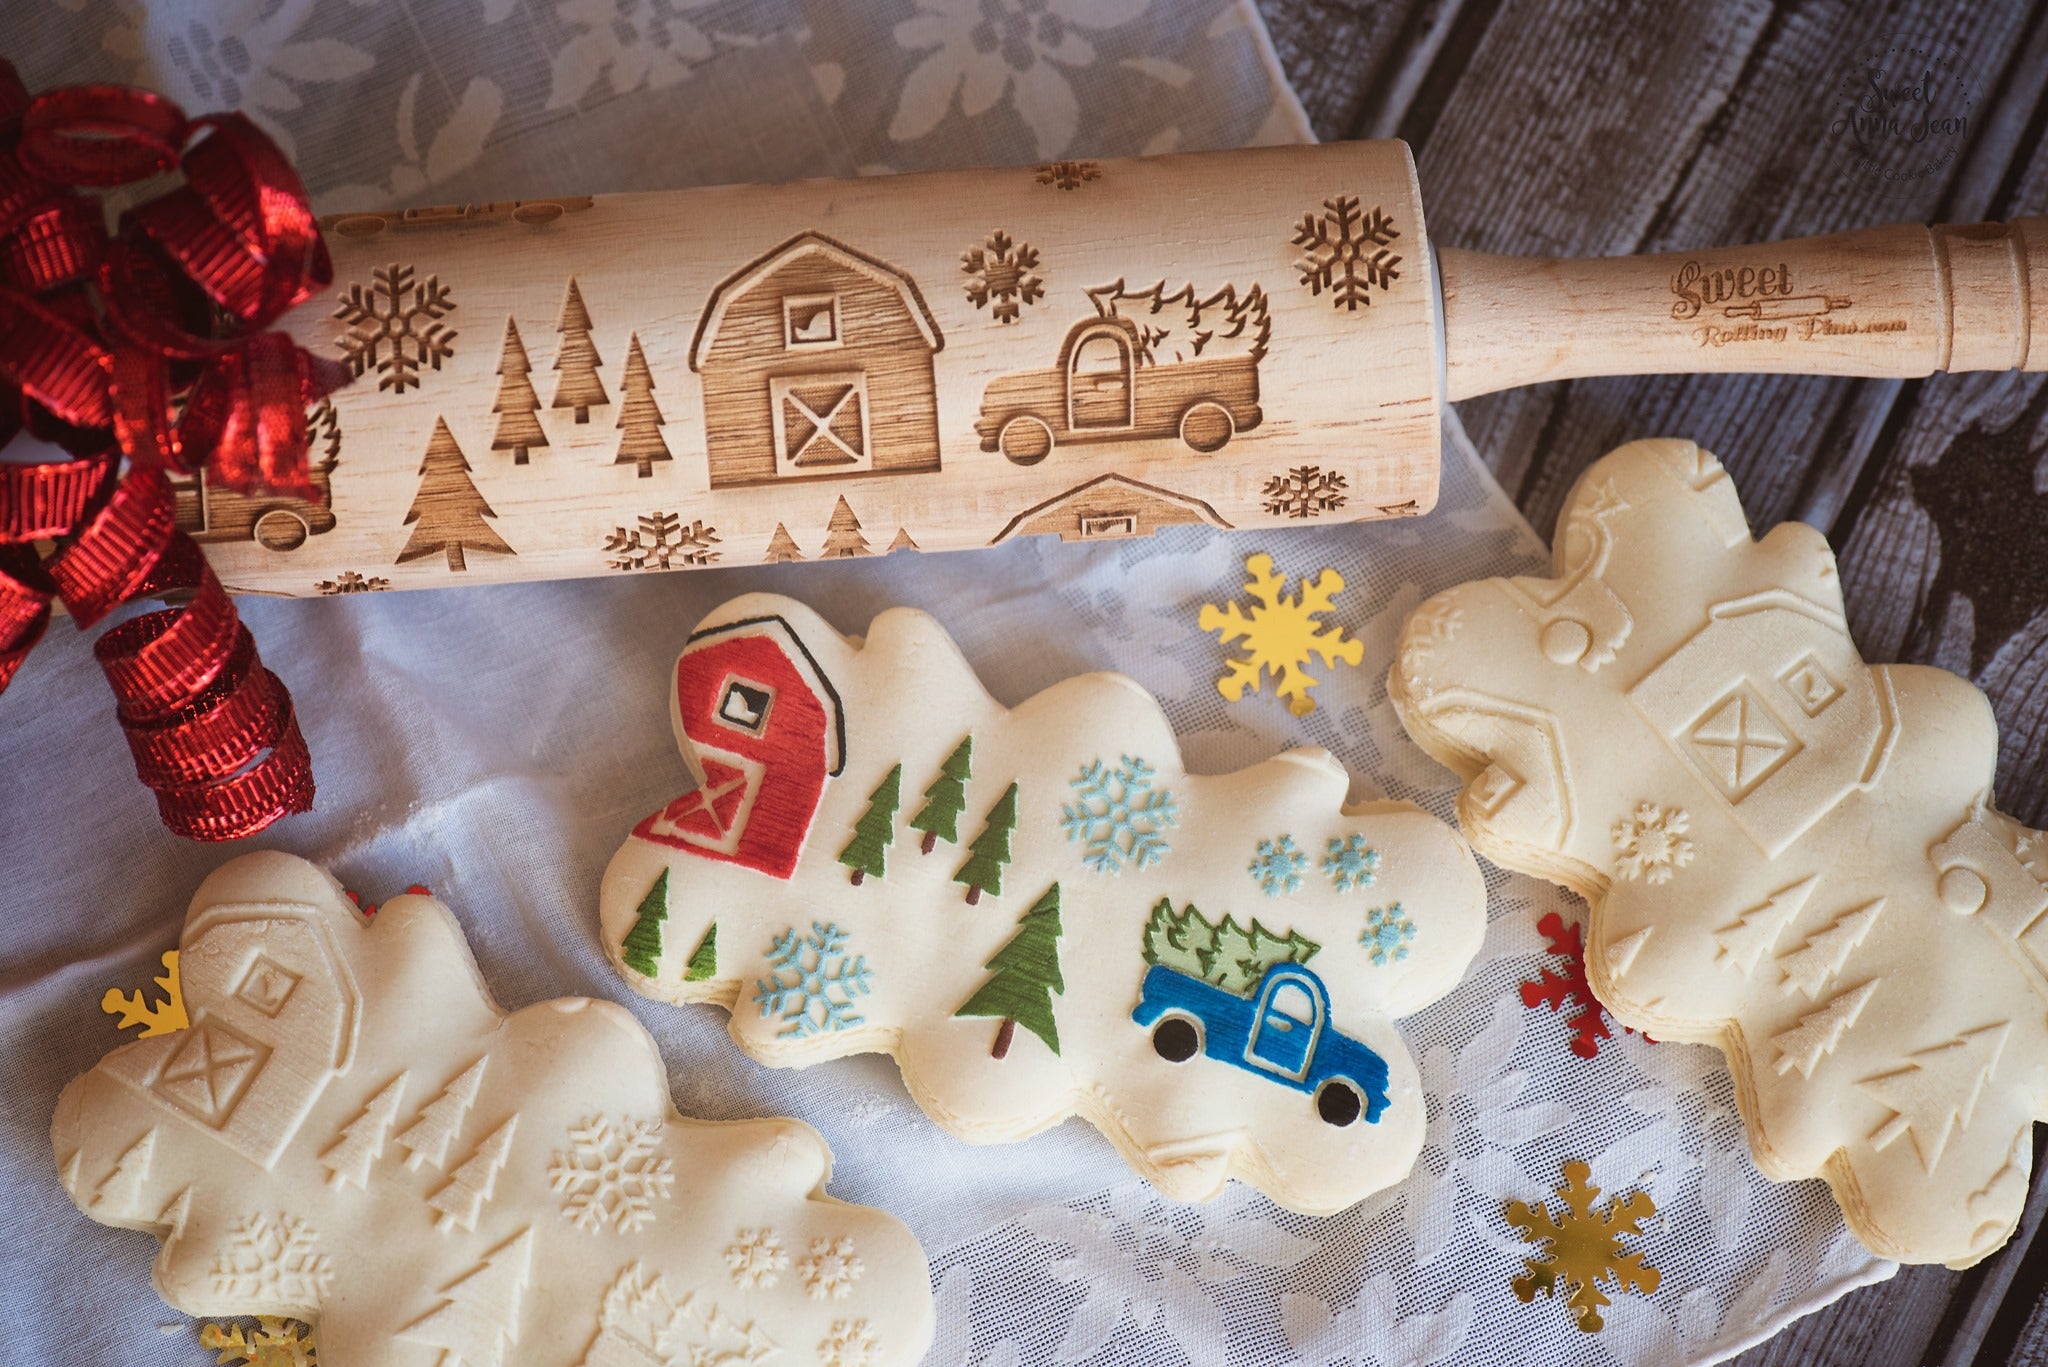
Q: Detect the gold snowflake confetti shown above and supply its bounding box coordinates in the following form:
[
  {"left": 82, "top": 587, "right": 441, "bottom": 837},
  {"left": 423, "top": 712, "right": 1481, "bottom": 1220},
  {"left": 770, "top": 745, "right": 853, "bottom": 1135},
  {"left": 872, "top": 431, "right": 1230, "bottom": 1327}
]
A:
[
  {"left": 1611, "top": 802, "right": 1695, "bottom": 884},
  {"left": 1198, "top": 553, "right": 1364, "bottom": 717},
  {"left": 101, "top": 950, "right": 188, "bottom": 1037},
  {"left": 198, "top": 1317, "right": 318, "bottom": 1366},
  {"left": 1506, "top": 1160, "right": 1661, "bottom": 1332}
]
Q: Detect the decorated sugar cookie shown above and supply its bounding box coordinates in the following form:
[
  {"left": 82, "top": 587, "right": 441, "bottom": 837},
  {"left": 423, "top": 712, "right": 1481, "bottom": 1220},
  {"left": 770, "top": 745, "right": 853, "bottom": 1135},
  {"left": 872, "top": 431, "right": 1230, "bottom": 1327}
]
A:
[
  {"left": 600, "top": 594, "right": 1487, "bottom": 1215},
  {"left": 1392, "top": 437, "right": 2048, "bottom": 1268},
  {"left": 53, "top": 853, "right": 933, "bottom": 1365}
]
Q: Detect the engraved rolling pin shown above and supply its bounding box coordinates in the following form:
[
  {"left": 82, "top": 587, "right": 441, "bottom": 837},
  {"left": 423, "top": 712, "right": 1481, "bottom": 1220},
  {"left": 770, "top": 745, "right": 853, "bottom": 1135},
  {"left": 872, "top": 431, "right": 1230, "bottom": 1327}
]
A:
[{"left": 199, "top": 140, "right": 2041, "bottom": 598}]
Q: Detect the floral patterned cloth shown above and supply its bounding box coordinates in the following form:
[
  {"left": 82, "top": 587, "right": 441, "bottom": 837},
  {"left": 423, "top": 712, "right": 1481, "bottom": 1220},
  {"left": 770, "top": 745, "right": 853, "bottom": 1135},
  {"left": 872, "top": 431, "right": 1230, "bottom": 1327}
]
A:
[{"left": 3, "top": 3, "right": 1888, "bottom": 1364}]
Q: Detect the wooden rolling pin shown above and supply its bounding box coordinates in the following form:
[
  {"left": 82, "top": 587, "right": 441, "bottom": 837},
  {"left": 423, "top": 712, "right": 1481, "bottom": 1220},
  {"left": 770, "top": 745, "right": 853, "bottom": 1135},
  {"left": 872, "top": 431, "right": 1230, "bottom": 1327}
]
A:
[{"left": 193, "top": 140, "right": 2040, "bottom": 597}]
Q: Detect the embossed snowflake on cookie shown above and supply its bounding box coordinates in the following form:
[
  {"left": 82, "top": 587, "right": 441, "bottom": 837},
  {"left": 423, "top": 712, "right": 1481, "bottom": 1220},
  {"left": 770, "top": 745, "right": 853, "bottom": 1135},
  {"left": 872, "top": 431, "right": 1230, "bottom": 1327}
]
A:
[
  {"left": 51, "top": 853, "right": 932, "bottom": 1364},
  {"left": 1392, "top": 437, "right": 2048, "bottom": 1268},
  {"left": 601, "top": 594, "right": 1488, "bottom": 1215}
]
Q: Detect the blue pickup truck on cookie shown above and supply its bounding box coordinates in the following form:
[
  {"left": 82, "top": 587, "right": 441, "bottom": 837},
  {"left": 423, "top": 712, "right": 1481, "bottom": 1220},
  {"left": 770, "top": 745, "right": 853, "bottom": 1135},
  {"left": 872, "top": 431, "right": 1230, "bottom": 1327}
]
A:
[{"left": 1132, "top": 962, "right": 1390, "bottom": 1126}]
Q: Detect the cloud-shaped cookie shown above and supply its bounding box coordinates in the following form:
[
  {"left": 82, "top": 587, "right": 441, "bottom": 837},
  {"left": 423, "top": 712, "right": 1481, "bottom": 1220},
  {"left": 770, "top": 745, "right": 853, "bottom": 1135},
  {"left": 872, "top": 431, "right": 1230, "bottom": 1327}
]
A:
[
  {"left": 53, "top": 852, "right": 933, "bottom": 1365},
  {"left": 1393, "top": 438, "right": 2048, "bottom": 1267},
  {"left": 600, "top": 594, "right": 1487, "bottom": 1215}
]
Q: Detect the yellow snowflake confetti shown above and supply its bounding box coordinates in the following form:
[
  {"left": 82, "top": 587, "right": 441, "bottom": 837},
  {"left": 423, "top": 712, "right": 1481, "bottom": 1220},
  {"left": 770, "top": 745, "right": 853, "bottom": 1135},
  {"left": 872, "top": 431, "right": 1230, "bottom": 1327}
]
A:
[
  {"left": 101, "top": 950, "right": 188, "bottom": 1037},
  {"left": 198, "top": 1317, "right": 318, "bottom": 1366},
  {"left": 1199, "top": 553, "right": 1364, "bottom": 716},
  {"left": 1506, "top": 1159, "right": 1661, "bottom": 1332}
]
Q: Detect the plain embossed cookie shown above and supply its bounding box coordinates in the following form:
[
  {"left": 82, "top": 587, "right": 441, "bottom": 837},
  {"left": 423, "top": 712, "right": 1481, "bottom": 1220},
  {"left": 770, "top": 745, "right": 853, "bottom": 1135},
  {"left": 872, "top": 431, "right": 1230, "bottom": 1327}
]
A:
[
  {"left": 53, "top": 852, "right": 934, "bottom": 1365},
  {"left": 599, "top": 593, "right": 1487, "bottom": 1216},
  {"left": 1392, "top": 437, "right": 2048, "bottom": 1267}
]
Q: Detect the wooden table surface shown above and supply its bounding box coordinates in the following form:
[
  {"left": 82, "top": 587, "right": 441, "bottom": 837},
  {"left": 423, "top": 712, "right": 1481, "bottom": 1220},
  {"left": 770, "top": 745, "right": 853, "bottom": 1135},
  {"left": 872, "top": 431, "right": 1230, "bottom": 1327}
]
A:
[{"left": 1257, "top": 0, "right": 2048, "bottom": 1361}]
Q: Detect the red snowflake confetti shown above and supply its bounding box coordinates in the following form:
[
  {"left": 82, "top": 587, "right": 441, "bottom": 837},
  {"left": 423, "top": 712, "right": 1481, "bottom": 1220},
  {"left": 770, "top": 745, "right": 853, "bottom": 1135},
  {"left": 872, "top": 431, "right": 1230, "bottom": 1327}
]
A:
[{"left": 1519, "top": 912, "right": 1647, "bottom": 1059}]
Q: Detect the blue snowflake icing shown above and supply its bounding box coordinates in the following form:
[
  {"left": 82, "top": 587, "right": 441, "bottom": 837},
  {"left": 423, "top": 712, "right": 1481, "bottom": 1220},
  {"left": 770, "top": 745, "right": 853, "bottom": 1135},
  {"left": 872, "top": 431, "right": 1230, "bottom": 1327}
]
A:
[
  {"left": 1247, "top": 836, "right": 1308, "bottom": 896},
  {"left": 1323, "top": 834, "right": 1381, "bottom": 892},
  {"left": 753, "top": 921, "right": 873, "bottom": 1036},
  {"left": 1361, "top": 904, "right": 1415, "bottom": 965},
  {"left": 1060, "top": 755, "right": 1178, "bottom": 873}
]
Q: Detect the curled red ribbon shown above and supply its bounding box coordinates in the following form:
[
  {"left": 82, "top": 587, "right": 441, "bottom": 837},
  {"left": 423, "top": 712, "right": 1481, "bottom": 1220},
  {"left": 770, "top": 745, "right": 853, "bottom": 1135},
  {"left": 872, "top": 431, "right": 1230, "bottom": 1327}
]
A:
[{"left": 0, "top": 59, "right": 345, "bottom": 840}]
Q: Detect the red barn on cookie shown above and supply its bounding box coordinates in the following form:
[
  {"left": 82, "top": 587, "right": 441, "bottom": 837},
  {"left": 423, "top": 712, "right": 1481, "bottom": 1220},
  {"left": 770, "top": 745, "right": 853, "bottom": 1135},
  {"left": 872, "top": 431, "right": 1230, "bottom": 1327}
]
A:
[{"left": 634, "top": 615, "right": 846, "bottom": 879}]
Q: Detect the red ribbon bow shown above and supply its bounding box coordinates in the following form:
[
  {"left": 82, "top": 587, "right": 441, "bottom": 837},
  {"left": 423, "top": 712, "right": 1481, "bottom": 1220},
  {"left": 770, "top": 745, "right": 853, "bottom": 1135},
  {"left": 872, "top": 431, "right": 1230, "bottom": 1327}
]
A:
[{"left": 0, "top": 59, "right": 348, "bottom": 840}]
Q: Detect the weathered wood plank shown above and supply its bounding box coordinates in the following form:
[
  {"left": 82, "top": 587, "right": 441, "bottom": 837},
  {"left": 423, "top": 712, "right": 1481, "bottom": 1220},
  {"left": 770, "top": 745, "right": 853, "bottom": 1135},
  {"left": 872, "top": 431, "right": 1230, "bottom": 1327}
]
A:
[
  {"left": 1256, "top": 0, "right": 1455, "bottom": 140},
  {"left": 1733, "top": 1263, "right": 1970, "bottom": 1367},
  {"left": 1937, "top": 1132, "right": 2048, "bottom": 1366},
  {"left": 1428, "top": 0, "right": 2042, "bottom": 542},
  {"left": 1833, "top": 93, "right": 2048, "bottom": 829}
]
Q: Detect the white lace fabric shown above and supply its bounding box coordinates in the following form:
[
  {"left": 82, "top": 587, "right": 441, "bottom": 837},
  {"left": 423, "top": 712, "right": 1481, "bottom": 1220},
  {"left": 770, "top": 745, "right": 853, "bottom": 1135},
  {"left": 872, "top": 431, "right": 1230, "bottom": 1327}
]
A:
[{"left": 1, "top": 3, "right": 1889, "bottom": 1364}]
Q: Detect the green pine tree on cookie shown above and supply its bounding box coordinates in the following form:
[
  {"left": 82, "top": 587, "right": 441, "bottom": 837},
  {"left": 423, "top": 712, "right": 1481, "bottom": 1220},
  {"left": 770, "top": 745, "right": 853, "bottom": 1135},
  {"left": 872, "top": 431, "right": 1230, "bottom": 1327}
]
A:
[
  {"left": 840, "top": 764, "right": 902, "bottom": 885},
  {"left": 622, "top": 869, "right": 669, "bottom": 977},
  {"left": 683, "top": 924, "right": 718, "bottom": 981},
  {"left": 911, "top": 735, "right": 973, "bottom": 853},
  {"left": 954, "top": 781, "right": 1019, "bottom": 905},
  {"left": 956, "top": 883, "right": 1064, "bottom": 1057}
]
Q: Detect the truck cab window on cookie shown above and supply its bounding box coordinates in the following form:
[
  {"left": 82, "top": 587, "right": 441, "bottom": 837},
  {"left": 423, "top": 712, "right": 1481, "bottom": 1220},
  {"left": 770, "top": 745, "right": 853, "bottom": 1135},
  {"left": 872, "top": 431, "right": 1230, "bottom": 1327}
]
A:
[{"left": 716, "top": 677, "right": 776, "bottom": 735}]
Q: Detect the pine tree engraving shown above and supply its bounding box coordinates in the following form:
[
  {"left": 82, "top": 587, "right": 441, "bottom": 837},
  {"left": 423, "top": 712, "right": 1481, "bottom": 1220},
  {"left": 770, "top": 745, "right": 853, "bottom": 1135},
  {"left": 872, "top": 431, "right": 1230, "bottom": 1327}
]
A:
[
  {"left": 764, "top": 523, "right": 803, "bottom": 563},
  {"left": 1862, "top": 1021, "right": 2011, "bottom": 1171},
  {"left": 429, "top": 1116, "right": 519, "bottom": 1232},
  {"left": 613, "top": 334, "right": 671, "bottom": 478},
  {"left": 490, "top": 318, "right": 546, "bottom": 465},
  {"left": 1771, "top": 980, "right": 1878, "bottom": 1078},
  {"left": 1712, "top": 877, "right": 1813, "bottom": 976},
  {"left": 397, "top": 1057, "right": 488, "bottom": 1172},
  {"left": 401, "top": 1226, "right": 534, "bottom": 1367},
  {"left": 553, "top": 278, "right": 608, "bottom": 422},
  {"left": 92, "top": 1128, "right": 156, "bottom": 1214},
  {"left": 820, "top": 496, "right": 871, "bottom": 558},
  {"left": 1777, "top": 899, "right": 1885, "bottom": 1001},
  {"left": 397, "top": 418, "right": 516, "bottom": 573},
  {"left": 322, "top": 1073, "right": 408, "bottom": 1190},
  {"left": 956, "top": 883, "right": 1064, "bottom": 1058}
]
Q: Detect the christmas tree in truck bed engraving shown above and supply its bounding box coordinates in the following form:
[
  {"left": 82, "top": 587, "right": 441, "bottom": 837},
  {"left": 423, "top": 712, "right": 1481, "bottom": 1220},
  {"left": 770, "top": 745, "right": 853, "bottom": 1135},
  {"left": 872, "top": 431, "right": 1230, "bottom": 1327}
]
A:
[{"left": 976, "top": 282, "right": 1268, "bottom": 465}]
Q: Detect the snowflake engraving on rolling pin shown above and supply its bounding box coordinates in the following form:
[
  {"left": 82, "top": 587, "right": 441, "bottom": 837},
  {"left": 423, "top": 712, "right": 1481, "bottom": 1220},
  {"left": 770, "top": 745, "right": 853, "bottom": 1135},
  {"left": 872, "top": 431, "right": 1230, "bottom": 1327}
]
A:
[
  {"left": 335, "top": 263, "right": 456, "bottom": 392},
  {"left": 1291, "top": 197, "right": 1401, "bottom": 311}
]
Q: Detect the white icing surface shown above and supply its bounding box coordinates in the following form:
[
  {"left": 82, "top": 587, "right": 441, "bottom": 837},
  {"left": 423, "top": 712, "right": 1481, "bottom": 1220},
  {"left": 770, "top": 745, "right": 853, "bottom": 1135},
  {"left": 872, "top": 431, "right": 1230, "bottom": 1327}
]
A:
[{"left": 600, "top": 595, "right": 1487, "bottom": 1212}]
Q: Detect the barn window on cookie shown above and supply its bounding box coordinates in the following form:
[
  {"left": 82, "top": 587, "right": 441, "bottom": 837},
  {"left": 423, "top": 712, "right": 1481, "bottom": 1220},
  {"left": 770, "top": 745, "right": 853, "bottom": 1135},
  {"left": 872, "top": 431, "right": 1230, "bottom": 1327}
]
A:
[
  {"left": 784, "top": 293, "right": 841, "bottom": 348},
  {"left": 716, "top": 677, "right": 777, "bottom": 735}
]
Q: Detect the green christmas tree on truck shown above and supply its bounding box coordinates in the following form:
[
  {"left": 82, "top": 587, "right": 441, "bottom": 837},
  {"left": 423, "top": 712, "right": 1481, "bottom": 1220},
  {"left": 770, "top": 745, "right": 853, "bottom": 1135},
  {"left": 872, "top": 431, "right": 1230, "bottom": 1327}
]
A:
[
  {"left": 840, "top": 764, "right": 902, "bottom": 885},
  {"left": 956, "top": 883, "right": 1064, "bottom": 1057},
  {"left": 954, "top": 782, "right": 1018, "bottom": 905},
  {"left": 1142, "top": 897, "right": 1320, "bottom": 995},
  {"left": 911, "top": 736, "right": 973, "bottom": 853}
]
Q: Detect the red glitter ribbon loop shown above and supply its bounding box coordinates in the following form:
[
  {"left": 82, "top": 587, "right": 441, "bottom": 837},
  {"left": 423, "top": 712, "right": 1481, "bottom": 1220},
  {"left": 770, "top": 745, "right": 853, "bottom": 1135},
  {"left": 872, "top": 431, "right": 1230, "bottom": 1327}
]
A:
[{"left": 0, "top": 60, "right": 343, "bottom": 841}]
